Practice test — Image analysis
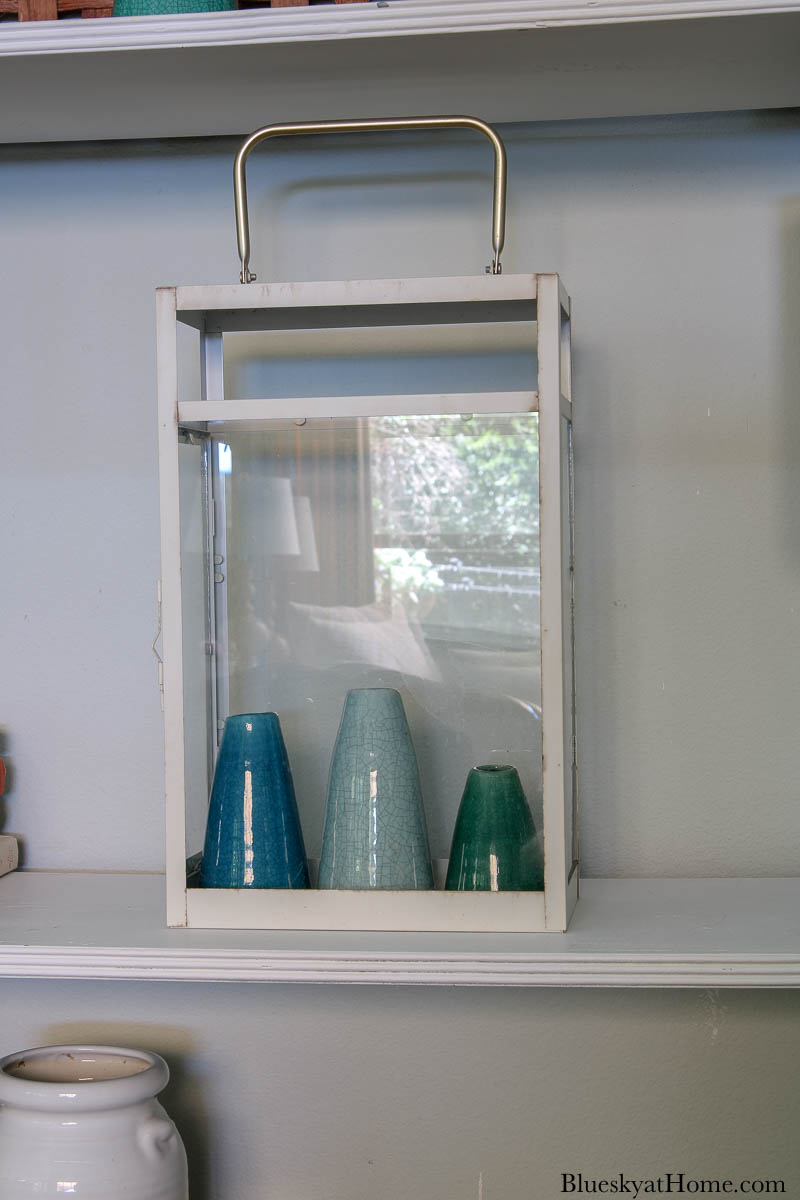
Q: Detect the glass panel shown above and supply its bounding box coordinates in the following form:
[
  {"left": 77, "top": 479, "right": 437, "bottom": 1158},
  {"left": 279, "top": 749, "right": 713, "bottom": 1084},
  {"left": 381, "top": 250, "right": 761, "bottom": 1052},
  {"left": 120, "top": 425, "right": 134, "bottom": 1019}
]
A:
[
  {"left": 560, "top": 415, "right": 578, "bottom": 875},
  {"left": 180, "top": 412, "right": 542, "bottom": 880},
  {"left": 178, "top": 437, "right": 212, "bottom": 869},
  {"left": 221, "top": 325, "right": 537, "bottom": 401}
]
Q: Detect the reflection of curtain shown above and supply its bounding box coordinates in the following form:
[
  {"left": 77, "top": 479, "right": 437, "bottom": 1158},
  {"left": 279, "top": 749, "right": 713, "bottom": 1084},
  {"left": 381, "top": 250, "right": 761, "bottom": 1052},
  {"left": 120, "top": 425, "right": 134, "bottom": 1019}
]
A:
[{"left": 224, "top": 422, "right": 374, "bottom": 715}]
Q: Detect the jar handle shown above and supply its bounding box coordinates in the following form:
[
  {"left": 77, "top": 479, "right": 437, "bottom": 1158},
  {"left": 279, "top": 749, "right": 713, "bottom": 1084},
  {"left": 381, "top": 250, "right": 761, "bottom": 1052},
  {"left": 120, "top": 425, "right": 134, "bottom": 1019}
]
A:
[
  {"left": 233, "top": 115, "right": 507, "bottom": 283},
  {"left": 138, "top": 1115, "right": 178, "bottom": 1162}
]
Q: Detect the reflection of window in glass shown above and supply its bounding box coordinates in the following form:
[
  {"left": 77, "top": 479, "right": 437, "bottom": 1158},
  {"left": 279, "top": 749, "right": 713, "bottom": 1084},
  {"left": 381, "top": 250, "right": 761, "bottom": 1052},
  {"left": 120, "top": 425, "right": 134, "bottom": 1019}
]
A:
[{"left": 370, "top": 415, "right": 540, "bottom": 649}]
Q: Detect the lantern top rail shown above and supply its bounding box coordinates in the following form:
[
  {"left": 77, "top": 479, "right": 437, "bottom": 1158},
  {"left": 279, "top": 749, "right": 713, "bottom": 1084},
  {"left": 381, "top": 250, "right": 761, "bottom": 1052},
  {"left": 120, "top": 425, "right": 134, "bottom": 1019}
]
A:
[
  {"left": 165, "top": 273, "right": 556, "bottom": 334},
  {"left": 169, "top": 273, "right": 542, "bottom": 310}
]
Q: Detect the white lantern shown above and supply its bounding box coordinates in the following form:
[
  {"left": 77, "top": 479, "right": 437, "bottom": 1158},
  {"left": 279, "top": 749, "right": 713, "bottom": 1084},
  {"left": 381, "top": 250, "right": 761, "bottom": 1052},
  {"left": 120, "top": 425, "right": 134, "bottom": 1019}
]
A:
[{"left": 157, "top": 117, "right": 577, "bottom": 932}]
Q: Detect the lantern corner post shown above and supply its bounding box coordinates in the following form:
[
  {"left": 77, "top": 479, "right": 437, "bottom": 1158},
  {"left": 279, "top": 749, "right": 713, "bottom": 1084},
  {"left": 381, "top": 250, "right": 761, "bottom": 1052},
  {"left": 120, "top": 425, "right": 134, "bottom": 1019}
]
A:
[
  {"left": 156, "top": 286, "right": 189, "bottom": 928},
  {"left": 537, "top": 273, "right": 577, "bottom": 931}
]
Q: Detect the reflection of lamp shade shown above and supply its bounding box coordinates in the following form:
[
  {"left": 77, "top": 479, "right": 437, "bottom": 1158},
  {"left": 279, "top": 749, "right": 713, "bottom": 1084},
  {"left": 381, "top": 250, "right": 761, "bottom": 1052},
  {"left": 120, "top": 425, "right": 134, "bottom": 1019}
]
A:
[
  {"left": 292, "top": 496, "right": 320, "bottom": 573},
  {"left": 262, "top": 477, "right": 301, "bottom": 557}
]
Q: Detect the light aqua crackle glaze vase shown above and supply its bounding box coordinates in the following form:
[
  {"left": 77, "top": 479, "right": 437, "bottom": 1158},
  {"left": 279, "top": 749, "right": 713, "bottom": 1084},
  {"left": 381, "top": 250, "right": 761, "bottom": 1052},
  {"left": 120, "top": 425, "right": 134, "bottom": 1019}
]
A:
[
  {"left": 200, "top": 712, "right": 309, "bottom": 890},
  {"left": 318, "top": 687, "right": 434, "bottom": 890}
]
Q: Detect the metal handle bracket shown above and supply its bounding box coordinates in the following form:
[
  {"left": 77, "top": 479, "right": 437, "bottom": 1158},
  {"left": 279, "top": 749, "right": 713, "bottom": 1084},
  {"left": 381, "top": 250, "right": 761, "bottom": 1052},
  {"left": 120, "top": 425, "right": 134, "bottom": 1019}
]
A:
[{"left": 233, "top": 115, "right": 507, "bottom": 284}]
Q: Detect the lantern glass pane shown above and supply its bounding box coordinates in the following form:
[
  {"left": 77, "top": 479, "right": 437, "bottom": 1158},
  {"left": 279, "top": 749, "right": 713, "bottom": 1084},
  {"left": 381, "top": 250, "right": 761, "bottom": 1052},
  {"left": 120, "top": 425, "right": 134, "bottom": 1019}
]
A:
[
  {"left": 221, "top": 325, "right": 537, "bottom": 401},
  {"left": 178, "top": 437, "right": 213, "bottom": 864},
  {"left": 561, "top": 414, "right": 577, "bottom": 874},
  {"left": 178, "top": 411, "right": 543, "bottom": 875}
]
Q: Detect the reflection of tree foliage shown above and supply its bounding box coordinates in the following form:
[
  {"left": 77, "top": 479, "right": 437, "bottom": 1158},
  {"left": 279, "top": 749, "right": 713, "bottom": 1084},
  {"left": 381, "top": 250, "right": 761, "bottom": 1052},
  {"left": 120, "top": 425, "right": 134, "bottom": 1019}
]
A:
[
  {"left": 374, "top": 547, "right": 443, "bottom": 616},
  {"left": 370, "top": 415, "right": 540, "bottom": 563},
  {"left": 370, "top": 415, "right": 540, "bottom": 640}
]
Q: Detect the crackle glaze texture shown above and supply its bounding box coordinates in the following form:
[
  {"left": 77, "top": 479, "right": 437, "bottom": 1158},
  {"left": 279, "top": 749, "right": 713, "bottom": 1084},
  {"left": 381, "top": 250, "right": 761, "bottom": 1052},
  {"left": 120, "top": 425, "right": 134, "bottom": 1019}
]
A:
[
  {"left": 113, "top": 0, "right": 233, "bottom": 15},
  {"left": 200, "top": 712, "right": 309, "bottom": 889},
  {"left": 318, "top": 688, "right": 434, "bottom": 890},
  {"left": 445, "top": 764, "right": 544, "bottom": 891}
]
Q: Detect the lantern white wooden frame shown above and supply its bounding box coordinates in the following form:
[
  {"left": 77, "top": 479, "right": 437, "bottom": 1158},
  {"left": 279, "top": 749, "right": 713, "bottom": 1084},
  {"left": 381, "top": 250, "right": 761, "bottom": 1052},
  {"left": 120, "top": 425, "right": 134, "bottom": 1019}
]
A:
[{"left": 157, "top": 272, "right": 577, "bottom": 932}]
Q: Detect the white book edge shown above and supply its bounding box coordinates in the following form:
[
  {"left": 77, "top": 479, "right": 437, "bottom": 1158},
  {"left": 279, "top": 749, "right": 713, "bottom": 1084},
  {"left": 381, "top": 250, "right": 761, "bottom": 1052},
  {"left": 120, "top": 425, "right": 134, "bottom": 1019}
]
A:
[{"left": 0, "top": 835, "right": 19, "bottom": 879}]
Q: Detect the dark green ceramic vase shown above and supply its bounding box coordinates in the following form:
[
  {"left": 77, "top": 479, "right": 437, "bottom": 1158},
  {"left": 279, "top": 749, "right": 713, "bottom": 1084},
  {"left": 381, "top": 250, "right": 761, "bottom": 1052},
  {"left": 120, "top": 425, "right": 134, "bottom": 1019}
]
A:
[{"left": 445, "top": 764, "right": 544, "bottom": 892}]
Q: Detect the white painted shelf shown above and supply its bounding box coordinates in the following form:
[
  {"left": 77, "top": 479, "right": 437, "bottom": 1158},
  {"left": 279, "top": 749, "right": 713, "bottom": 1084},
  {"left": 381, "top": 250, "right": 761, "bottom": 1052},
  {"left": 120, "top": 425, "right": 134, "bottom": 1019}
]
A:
[
  {"left": 1, "top": 872, "right": 798, "bottom": 986},
  {"left": 2, "top": 4, "right": 798, "bottom": 990},
  {"left": 2, "top": 2, "right": 800, "bottom": 144}
]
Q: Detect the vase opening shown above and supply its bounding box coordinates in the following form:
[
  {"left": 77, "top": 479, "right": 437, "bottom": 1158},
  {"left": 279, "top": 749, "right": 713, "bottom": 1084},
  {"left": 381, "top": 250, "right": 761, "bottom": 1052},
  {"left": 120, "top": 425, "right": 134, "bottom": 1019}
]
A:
[
  {"left": 345, "top": 687, "right": 400, "bottom": 699},
  {"left": 475, "top": 764, "right": 514, "bottom": 774},
  {"left": 4, "top": 1050, "right": 152, "bottom": 1085}
]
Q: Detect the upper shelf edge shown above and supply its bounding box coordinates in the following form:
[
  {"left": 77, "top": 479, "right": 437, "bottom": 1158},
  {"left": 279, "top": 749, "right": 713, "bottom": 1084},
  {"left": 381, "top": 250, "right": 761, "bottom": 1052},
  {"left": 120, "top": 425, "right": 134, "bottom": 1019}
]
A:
[
  {"left": 2, "top": 5, "right": 800, "bottom": 144},
  {"left": 2, "top": 1, "right": 800, "bottom": 59}
]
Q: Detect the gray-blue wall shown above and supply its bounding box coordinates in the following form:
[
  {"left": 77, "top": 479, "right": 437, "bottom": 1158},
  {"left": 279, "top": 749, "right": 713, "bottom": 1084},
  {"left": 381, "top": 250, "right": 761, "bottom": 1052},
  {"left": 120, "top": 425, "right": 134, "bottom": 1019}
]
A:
[{"left": 2, "top": 114, "right": 799, "bottom": 1198}]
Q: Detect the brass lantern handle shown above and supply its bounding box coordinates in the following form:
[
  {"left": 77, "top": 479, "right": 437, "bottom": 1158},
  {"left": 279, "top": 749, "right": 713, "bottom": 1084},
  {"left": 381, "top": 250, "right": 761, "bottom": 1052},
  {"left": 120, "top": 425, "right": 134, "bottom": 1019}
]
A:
[{"left": 233, "top": 115, "right": 508, "bottom": 284}]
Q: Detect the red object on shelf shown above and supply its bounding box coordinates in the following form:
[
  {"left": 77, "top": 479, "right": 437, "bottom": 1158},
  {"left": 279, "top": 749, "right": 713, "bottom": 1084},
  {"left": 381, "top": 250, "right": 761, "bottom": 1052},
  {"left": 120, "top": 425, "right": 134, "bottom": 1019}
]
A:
[
  {"left": 0, "top": 759, "right": 5, "bottom": 796},
  {"left": 0, "top": 0, "right": 113, "bottom": 19},
  {"left": 1, "top": 0, "right": 365, "bottom": 18}
]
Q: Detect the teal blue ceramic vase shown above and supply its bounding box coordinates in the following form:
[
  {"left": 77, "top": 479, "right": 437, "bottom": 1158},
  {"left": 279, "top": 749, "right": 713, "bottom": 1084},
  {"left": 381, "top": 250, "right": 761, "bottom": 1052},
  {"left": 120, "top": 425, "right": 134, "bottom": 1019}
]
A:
[
  {"left": 318, "top": 688, "right": 434, "bottom": 890},
  {"left": 113, "top": 0, "right": 234, "bottom": 16},
  {"left": 200, "top": 712, "right": 309, "bottom": 889},
  {"left": 445, "top": 764, "right": 544, "bottom": 891}
]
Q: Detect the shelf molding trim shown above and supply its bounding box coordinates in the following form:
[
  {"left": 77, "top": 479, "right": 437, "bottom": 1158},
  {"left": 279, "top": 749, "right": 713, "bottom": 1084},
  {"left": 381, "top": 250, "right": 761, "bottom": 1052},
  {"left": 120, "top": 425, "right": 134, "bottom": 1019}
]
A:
[{"left": 2, "top": 946, "right": 799, "bottom": 987}]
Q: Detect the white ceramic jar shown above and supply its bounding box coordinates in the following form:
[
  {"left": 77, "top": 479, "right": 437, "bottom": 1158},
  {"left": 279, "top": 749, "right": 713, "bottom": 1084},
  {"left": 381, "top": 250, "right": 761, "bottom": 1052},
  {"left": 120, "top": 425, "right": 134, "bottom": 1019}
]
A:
[{"left": 0, "top": 1044, "right": 189, "bottom": 1199}]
